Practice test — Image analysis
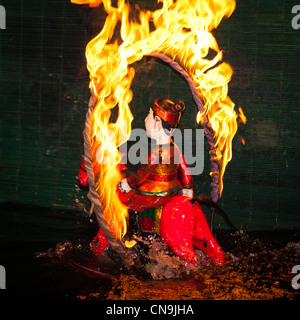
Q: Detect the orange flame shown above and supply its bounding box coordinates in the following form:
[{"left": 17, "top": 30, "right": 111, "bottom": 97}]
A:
[
  {"left": 238, "top": 106, "right": 247, "bottom": 125},
  {"left": 239, "top": 136, "right": 246, "bottom": 145},
  {"left": 72, "top": 0, "right": 237, "bottom": 239}
]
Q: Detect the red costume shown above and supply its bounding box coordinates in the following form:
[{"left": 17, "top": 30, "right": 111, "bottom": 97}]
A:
[{"left": 118, "top": 141, "right": 193, "bottom": 212}]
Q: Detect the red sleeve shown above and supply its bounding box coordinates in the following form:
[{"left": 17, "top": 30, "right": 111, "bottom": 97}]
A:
[
  {"left": 78, "top": 158, "right": 89, "bottom": 187},
  {"left": 178, "top": 154, "right": 193, "bottom": 189}
]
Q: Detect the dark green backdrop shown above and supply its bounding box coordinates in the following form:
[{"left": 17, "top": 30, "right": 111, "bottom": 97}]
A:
[{"left": 0, "top": 0, "right": 299, "bottom": 231}]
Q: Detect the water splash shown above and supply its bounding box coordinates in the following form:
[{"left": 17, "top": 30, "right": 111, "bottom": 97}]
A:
[
  {"left": 34, "top": 229, "right": 300, "bottom": 300},
  {"left": 130, "top": 234, "right": 209, "bottom": 280}
]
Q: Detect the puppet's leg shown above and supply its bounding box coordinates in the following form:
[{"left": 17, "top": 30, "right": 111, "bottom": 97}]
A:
[
  {"left": 160, "top": 196, "right": 199, "bottom": 265},
  {"left": 90, "top": 228, "right": 109, "bottom": 254},
  {"left": 191, "top": 202, "right": 225, "bottom": 265},
  {"left": 160, "top": 196, "right": 225, "bottom": 266}
]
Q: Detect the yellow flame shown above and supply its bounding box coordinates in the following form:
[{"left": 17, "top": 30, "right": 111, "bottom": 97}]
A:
[
  {"left": 124, "top": 239, "right": 137, "bottom": 248},
  {"left": 72, "top": 0, "right": 238, "bottom": 239},
  {"left": 238, "top": 106, "right": 247, "bottom": 125}
]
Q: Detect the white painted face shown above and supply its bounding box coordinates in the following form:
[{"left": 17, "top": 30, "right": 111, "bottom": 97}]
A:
[
  {"left": 144, "top": 108, "right": 173, "bottom": 144},
  {"left": 145, "top": 108, "right": 159, "bottom": 138}
]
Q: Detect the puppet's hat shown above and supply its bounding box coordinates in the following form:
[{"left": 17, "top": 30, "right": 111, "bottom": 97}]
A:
[{"left": 151, "top": 99, "right": 185, "bottom": 127}]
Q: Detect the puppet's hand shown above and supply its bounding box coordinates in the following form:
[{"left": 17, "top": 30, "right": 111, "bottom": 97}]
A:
[
  {"left": 118, "top": 178, "right": 132, "bottom": 194},
  {"left": 182, "top": 188, "right": 193, "bottom": 198}
]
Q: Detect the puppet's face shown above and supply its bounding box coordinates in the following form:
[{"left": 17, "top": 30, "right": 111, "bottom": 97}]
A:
[
  {"left": 145, "top": 108, "right": 173, "bottom": 144},
  {"left": 145, "top": 108, "right": 160, "bottom": 138}
]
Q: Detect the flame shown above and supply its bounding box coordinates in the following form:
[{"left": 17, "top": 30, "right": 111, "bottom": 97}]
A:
[
  {"left": 72, "top": 0, "right": 238, "bottom": 239},
  {"left": 124, "top": 239, "right": 137, "bottom": 248},
  {"left": 237, "top": 107, "right": 246, "bottom": 145},
  {"left": 238, "top": 106, "right": 247, "bottom": 125}
]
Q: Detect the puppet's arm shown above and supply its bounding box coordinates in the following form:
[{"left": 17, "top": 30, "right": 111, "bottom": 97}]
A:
[{"left": 178, "top": 154, "right": 194, "bottom": 198}]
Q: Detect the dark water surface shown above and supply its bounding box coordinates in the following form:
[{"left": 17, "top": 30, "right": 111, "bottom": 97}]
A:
[{"left": 0, "top": 203, "right": 299, "bottom": 300}]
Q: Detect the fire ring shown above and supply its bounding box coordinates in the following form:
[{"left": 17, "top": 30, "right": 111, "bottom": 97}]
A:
[{"left": 82, "top": 53, "right": 220, "bottom": 271}]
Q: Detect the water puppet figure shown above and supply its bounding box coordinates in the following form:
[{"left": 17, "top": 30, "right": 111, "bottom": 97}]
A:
[{"left": 79, "top": 99, "right": 226, "bottom": 266}]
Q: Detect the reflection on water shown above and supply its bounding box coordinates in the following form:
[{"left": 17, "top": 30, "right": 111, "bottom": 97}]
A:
[{"left": 0, "top": 203, "right": 299, "bottom": 300}]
